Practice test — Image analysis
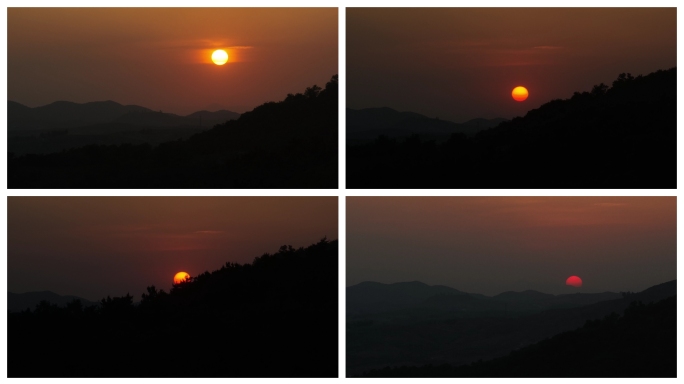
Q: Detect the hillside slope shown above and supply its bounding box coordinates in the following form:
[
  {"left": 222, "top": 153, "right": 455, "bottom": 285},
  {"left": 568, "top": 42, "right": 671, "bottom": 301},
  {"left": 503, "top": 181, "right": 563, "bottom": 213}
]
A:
[
  {"left": 348, "top": 68, "right": 676, "bottom": 188},
  {"left": 362, "top": 295, "right": 676, "bottom": 377},
  {"left": 9, "top": 75, "right": 338, "bottom": 189},
  {"left": 8, "top": 239, "right": 338, "bottom": 377}
]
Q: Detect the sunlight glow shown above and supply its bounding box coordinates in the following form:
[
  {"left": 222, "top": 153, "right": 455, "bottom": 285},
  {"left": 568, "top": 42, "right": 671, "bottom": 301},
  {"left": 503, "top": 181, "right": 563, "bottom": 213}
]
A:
[
  {"left": 174, "top": 271, "right": 190, "bottom": 285},
  {"left": 211, "top": 49, "right": 228, "bottom": 65},
  {"left": 512, "top": 86, "right": 529, "bottom": 102},
  {"left": 566, "top": 275, "right": 583, "bottom": 288}
]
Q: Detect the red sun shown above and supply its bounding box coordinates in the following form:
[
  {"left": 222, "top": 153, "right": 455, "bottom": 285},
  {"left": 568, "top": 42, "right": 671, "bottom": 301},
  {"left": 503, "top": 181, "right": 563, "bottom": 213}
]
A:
[{"left": 566, "top": 275, "right": 583, "bottom": 288}]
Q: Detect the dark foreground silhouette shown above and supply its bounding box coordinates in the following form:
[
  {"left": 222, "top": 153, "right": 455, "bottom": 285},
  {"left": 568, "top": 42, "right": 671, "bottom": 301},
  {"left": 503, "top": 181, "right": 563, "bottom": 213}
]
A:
[
  {"left": 8, "top": 239, "right": 338, "bottom": 377},
  {"left": 361, "top": 296, "right": 676, "bottom": 377},
  {"left": 347, "top": 280, "right": 675, "bottom": 377},
  {"left": 9, "top": 75, "right": 338, "bottom": 189},
  {"left": 348, "top": 68, "right": 676, "bottom": 188},
  {"left": 8, "top": 291, "right": 98, "bottom": 313}
]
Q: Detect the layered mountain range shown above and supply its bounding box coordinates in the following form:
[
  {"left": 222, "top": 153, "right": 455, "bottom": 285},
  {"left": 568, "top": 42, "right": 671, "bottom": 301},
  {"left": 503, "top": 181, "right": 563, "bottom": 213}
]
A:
[
  {"left": 347, "top": 280, "right": 676, "bottom": 376},
  {"left": 8, "top": 100, "right": 240, "bottom": 131}
]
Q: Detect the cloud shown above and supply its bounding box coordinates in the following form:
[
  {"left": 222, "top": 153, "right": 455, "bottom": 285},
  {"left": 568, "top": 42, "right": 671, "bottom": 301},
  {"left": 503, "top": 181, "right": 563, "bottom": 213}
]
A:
[{"left": 593, "top": 203, "right": 629, "bottom": 207}]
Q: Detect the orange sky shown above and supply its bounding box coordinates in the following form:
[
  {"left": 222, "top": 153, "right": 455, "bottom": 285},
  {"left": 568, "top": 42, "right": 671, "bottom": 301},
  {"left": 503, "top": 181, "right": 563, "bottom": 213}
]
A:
[
  {"left": 347, "top": 8, "right": 676, "bottom": 122},
  {"left": 8, "top": 197, "right": 338, "bottom": 301},
  {"left": 347, "top": 197, "right": 676, "bottom": 295},
  {"left": 8, "top": 8, "right": 338, "bottom": 114}
]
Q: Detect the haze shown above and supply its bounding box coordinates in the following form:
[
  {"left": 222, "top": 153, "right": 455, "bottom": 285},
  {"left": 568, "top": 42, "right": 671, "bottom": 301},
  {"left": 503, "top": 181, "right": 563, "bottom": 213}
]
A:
[
  {"left": 347, "top": 197, "right": 676, "bottom": 295},
  {"left": 347, "top": 8, "right": 676, "bottom": 123},
  {"left": 8, "top": 8, "right": 337, "bottom": 114},
  {"left": 8, "top": 197, "right": 338, "bottom": 301}
]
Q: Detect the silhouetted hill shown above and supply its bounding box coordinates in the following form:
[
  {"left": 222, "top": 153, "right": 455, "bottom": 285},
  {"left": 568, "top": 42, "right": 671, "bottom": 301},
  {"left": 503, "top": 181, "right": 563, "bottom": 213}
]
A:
[
  {"left": 8, "top": 75, "right": 338, "bottom": 188},
  {"left": 348, "top": 68, "right": 676, "bottom": 188},
  {"left": 8, "top": 291, "right": 99, "bottom": 313},
  {"left": 8, "top": 100, "right": 241, "bottom": 131},
  {"left": 8, "top": 100, "right": 152, "bottom": 130},
  {"left": 347, "top": 281, "right": 622, "bottom": 316},
  {"left": 7, "top": 101, "right": 241, "bottom": 155},
  {"left": 8, "top": 238, "right": 338, "bottom": 377},
  {"left": 362, "top": 295, "right": 676, "bottom": 377},
  {"left": 347, "top": 280, "right": 675, "bottom": 376},
  {"left": 347, "top": 281, "right": 467, "bottom": 314},
  {"left": 493, "top": 290, "right": 622, "bottom": 313},
  {"left": 462, "top": 117, "right": 509, "bottom": 130},
  {"left": 185, "top": 109, "right": 242, "bottom": 127},
  {"left": 347, "top": 107, "right": 506, "bottom": 142}
]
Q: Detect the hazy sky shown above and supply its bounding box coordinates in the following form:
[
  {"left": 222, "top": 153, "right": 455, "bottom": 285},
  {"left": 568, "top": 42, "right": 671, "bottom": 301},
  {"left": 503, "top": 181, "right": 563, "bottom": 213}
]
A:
[
  {"left": 347, "top": 197, "right": 676, "bottom": 295},
  {"left": 8, "top": 8, "right": 337, "bottom": 114},
  {"left": 8, "top": 197, "right": 337, "bottom": 301},
  {"left": 347, "top": 8, "right": 676, "bottom": 122}
]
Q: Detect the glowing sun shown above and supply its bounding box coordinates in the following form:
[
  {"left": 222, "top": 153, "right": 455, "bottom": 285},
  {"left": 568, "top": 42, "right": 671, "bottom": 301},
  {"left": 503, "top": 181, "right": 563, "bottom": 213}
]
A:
[
  {"left": 211, "top": 49, "right": 228, "bottom": 65},
  {"left": 512, "top": 86, "right": 529, "bottom": 102},
  {"left": 566, "top": 275, "right": 583, "bottom": 288},
  {"left": 174, "top": 271, "right": 190, "bottom": 285}
]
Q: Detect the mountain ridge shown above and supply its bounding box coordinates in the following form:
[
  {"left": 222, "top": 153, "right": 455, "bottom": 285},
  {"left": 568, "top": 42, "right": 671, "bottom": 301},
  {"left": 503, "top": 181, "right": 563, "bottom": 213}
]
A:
[
  {"left": 8, "top": 99, "right": 240, "bottom": 131},
  {"left": 347, "top": 279, "right": 675, "bottom": 376},
  {"left": 347, "top": 107, "right": 507, "bottom": 142},
  {"left": 8, "top": 290, "right": 99, "bottom": 312}
]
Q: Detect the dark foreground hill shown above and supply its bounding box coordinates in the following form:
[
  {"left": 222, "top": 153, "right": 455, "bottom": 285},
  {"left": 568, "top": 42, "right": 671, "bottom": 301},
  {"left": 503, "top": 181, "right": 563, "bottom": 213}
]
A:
[
  {"left": 347, "top": 280, "right": 675, "bottom": 376},
  {"left": 8, "top": 291, "right": 99, "bottom": 313},
  {"left": 348, "top": 68, "right": 676, "bottom": 188},
  {"left": 362, "top": 295, "right": 676, "bottom": 377},
  {"left": 8, "top": 239, "right": 338, "bottom": 377},
  {"left": 9, "top": 75, "right": 338, "bottom": 188}
]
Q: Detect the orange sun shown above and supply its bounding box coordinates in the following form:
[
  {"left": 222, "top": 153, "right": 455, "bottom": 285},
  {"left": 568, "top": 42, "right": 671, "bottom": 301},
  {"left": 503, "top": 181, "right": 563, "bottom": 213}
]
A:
[
  {"left": 174, "top": 271, "right": 190, "bottom": 285},
  {"left": 512, "top": 86, "right": 529, "bottom": 102},
  {"left": 211, "top": 49, "right": 228, "bottom": 65}
]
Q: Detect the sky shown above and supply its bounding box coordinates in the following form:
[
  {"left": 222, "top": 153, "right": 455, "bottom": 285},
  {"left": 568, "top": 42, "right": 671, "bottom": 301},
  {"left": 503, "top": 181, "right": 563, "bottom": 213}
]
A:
[
  {"left": 7, "top": 8, "right": 337, "bottom": 115},
  {"left": 347, "top": 8, "right": 676, "bottom": 123},
  {"left": 8, "top": 197, "right": 338, "bottom": 301},
  {"left": 347, "top": 197, "right": 676, "bottom": 296}
]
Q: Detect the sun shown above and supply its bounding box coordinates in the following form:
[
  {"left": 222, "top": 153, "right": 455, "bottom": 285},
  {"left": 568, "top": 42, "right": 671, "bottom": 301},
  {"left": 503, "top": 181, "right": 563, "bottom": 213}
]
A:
[
  {"left": 566, "top": 275, "right": 582, "bottom": 288},
  {"left": 211, "top": 49, "right": 228, "bottom": 65},
  {"left": 174, "top": 271, "right": 190, "bottom": 285},
  {"left": 512, "top": 86, "right": 529, "bottom": 102}
]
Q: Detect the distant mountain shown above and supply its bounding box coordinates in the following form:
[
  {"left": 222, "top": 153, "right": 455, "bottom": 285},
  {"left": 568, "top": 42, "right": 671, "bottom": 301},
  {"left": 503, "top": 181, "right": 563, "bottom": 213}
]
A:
[
  {"left": 8, "top": 100, "right": 151, "bottom": 130},
  {"left": 362, "top": 295, "right": 676, "bottom": 377},
  {"left": 347, "top": 280, "right": 675, "bottom": 376},
  {"left": 347, "top": 281, "right": 623, "bottom": 316},
  {"left": 347, "top": 107, "right": 507, "bottom": 142},
  {"left": 9, "top": 75, "right": 338, "bottom": 188},
  {"left": 347, "top": 281, "right": 467, "bottom": 314},
  {"left": 493, "top": 290, "right": 622, "bottom": 312},
  {"left": 7, "top": 100, "right": 240, "bottom": 131},
  {"left": 8, "top": 291, "right": 98, "bottom": 313}
]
